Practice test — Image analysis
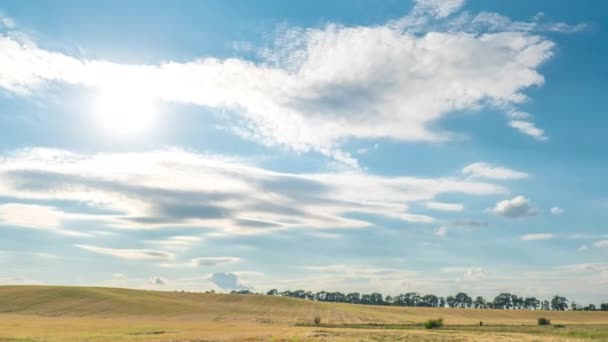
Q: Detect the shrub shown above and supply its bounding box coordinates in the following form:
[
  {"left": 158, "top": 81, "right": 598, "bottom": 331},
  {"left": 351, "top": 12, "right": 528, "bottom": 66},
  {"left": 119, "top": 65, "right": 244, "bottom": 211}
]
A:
[
  {"left": 538, "top": 317, "right": 551, "bottom": 326},
  {"left": 479, "top": 321, "right": 483, "bottom": 326},
  {"left": 424, "top": 318, "right": 444, "bottom": 329},
  {"left": 314, "top": 316, "right": 321, "bottom": 325},
  {"left": 554, "top": 324, "right": 566, "bottom": 328}
]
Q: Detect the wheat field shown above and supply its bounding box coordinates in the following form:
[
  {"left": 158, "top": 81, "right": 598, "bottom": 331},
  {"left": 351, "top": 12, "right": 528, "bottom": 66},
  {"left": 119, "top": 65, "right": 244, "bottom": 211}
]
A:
[{"left": 0, "top": 286, "right": 607, "bottom": 341}]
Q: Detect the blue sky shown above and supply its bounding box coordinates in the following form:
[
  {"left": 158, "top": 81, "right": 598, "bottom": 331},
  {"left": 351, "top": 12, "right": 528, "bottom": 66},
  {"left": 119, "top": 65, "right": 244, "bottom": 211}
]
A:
[{"left": 0, "top": 0, "right": 607, "bottom": 304}]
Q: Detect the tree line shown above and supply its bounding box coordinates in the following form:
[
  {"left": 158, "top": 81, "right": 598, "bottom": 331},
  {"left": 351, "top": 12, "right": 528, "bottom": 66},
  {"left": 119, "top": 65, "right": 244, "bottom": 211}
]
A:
[{"left": 229, "top": 289, "right": 608, "bottom": 311}]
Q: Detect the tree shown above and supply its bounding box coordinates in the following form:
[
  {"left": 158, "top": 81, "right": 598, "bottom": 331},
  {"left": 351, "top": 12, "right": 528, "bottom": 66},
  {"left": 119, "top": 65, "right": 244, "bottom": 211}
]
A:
[
  {"left": 473, "top": 296, "right": 486, "bottom": 309},
  {"left": 438, "top": 296, "right": 446, "bottom": 308},
  {"left": 422, "top": 294, "right": 439, "bottom": 307},
  {"left": 524, "top": 297, "right": 540, "bottom": 310},
  {"left": 346, "top": 292, "right": 361, "bottom": 304},
  {"left": 551, "top": 295, "right": 568, "bottom": 311},
  {"left": 542, "top": 300, "right": 551, "bottom": 310},
  {"left": 266, "top": 289, "right": 278, "bottom": 296},
  {"left": 493, "top": 293, "right": 513, "bottom": 309},
  {"left": 601, "top": 303, "right": 608, "bottom": 311},
  {"left": 583, "top": 304, "right": 596, "bottom": 311},
  {"left": 455, "top": 292, "right": 472, "bottom": 308},
  {"left": 446, "top": 295, "right": 456, "bottom": 308}
]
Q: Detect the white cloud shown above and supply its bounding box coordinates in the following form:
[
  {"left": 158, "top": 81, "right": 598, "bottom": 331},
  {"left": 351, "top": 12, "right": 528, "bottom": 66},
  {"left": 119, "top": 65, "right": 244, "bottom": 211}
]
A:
[
  {"left": 0, "top": 16, "right": 16, "bottom": 29},
  {"left": 435, "top": 226, "right": 447, "bottom": 237},
  {"left": 509, "top": 120, "right": 548, "bottom": 141},
  {"left": 595, "top": 240, "right": 608, "bottom": 248},
  {"left": 0, "top": 203, "right": 61, "bottom": 229},
  {"left": 578, "top": 244, "right": 588, "bottom": 252},
  {"left": 470, "top": 11, "right": 586, "bottom": 34},
  {"left": 0, "top": 2, "right": 564, "bottom": 165},
  {"left": 413, "top": 0, "right": 466, "bottom": 18},
  {"left": 192, "top": 257, "right": 240, "bottom": 267},
  {"left": 0, "top": 148, "right": 506, "bottom": 234},
  {"left": 0, "top": 203, "right": 91, "bottom": 237},
  {"left": 145, "top": 236, "right": 202, "bottom": 249},
  {"left": 550, "top": 207, "right": 564, "bottom": 215},
  {"left": 75, "top": 244, "right": 175, "bottom": 260},
  {"left": 424, "top": 201, "right": 463, "bottom": 212},
  {"left": 462, "top": 162, "right": 528, "bottom": 180},
  {"left": 490, "top": 195, "right": 537, "bottom": 218},
  {"left": 441, "top": 267, "right": 486, "bottom": 281},
  {"left": 521, "top": 233, "right": 554, "bottom": 241}
]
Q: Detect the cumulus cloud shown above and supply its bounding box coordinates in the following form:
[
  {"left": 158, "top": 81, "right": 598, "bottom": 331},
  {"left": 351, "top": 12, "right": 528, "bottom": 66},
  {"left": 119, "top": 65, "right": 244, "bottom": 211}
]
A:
[
  {"left": 192, "top": 257, "right": 240, "bottom": 267},
  {"left": 490, "top": 195, "right": 537, "bottom": 218},
  {"left": 75, "top": 244, "right": 174, "bottom": 260},
  {"left": 462, "top": 162, "right": 528, "bottom": 180},
  {"left": 550, "top": 207, "right": 564, "bottom": 215},
  {"left": 521, "top": 233, "right": 555, "bottom": 241},
  {"left": 0, "top": 1, "right": 575, "bottom": 165},
  {"left": 0, "top": 148, "right": 506, "bottom": 235},
  {"left": 424, "top": 201, "right": 463, "bottom": 212},
  {"left": 578, "top": 244, "right": 588, "bottom": 252},
  {"left": 209, "top": 272, "right": 248, "bottom": 290}
]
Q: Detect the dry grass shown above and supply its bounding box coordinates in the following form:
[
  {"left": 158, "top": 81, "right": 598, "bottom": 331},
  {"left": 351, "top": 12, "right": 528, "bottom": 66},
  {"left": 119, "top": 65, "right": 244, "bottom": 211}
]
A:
[{"left": 0, "top": 286, "right": 607, "bottom": 341}]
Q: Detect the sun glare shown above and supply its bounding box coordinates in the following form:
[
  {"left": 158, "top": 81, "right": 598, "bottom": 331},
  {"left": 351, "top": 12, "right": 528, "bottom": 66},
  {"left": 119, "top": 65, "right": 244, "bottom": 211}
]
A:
[{"left": 93, "top": 90, "right": 158, "bottom": 136}]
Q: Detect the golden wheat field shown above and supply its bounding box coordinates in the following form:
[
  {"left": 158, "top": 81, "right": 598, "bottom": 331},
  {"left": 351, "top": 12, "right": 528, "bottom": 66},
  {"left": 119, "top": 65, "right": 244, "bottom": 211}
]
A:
[{"left": 0, "top": 286, "right": 607, "bottom": 341}]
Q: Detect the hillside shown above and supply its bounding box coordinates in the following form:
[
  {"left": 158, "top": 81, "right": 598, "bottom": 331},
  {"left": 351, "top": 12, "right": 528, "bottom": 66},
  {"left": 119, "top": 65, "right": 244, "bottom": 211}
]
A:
[{"left": 1, "top": 285, "right": 607, "bottom": 325}]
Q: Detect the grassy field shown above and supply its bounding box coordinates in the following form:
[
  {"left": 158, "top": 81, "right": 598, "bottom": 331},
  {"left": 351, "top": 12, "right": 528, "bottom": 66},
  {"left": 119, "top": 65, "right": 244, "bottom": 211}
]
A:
[{"left": 0, "top": 286, "right": 607, "bottom": 341}]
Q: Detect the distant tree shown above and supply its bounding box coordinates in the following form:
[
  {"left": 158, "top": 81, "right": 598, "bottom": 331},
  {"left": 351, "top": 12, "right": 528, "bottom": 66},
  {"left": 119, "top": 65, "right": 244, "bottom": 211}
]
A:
[
  {"left": 346, "top": 292, "right": 361, "bottom": 304},
  {"left": 571, "top": 301, "right": 581, "bottom": 311},
  {"left": 455, "top": 292, "right": 472, "bottom": 308},
  {"left": 385, "top": 295, "right": 394, "bottom": 304},
  {"left": 473, "top": 296, "right": 486, "bottom": 309},
  {"left": 266, "top": 289, "right": 278, "bottom": 296},
  {"left": 524, "top": 297, "right": 540, "bottom": 310},
  {"left": 542, "top": 300, "right": 551, "bottom": 310},
  {"left": 493, "top": 293, "right": 513, "bottom": 310},
  {"left": 369, "top": 292, "right": 384, "bottom": 305},
  {"left": 446, "top": 295, "right": 456, "bottom": 308},
  {"left": 438, "top": 296, "right": 446, "bottom": 308},
  {"left": 583, "top": 304, "right": 596, "bottom": 311},
  {"left": 601, "top": 303, "right": 608, "bottom": 311},
  {"left": 551, "top": 295, "right": 568, "bottom": 311},
  {"left": 422, "top": 294, "right": 439, "bottom": 308}
]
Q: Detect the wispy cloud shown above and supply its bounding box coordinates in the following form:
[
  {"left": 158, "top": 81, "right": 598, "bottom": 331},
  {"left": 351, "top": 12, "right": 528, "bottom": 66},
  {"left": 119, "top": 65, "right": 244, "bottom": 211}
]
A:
[
  {"left": 462, "top": 162, "right": 528, "bottom": 180},
  {"left": 521, "top": 233, "right": 555, "bottom": 241},
  {"left": 0, "top": 148, "right": 506, "bottom": 235},
  {"left": 425, "top": 201, "right": 464, "bottom": 212},
  {"left": 75, "top": 244, "right": 175, "bottom": 260}
]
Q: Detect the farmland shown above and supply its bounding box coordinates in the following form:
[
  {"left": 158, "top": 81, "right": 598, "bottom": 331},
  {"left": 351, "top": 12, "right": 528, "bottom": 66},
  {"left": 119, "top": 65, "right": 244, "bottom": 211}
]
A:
[{"left": 0, "top": 286, "right": 607, "bottom": 341}]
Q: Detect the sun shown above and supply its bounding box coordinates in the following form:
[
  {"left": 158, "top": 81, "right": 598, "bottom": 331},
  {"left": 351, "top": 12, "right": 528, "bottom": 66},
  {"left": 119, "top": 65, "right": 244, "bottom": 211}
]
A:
[{"left": 93, "top": 90, "right": 158, "bottom": 136}]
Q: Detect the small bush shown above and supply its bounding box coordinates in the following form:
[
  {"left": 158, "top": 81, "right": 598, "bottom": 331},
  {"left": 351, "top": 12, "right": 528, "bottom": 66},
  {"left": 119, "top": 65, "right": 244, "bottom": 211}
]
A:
[
  {"left": 554, "top": 324, "right": 566, "bottom": 328},
  {"left": 538, "top": 317, "right": 551, "bottom": 326},
  {"left": 314, "top": 316, "right": 321, "bottom": 325},
  {"left": 424, "top": 318, "right": 444, "bottom": 329}
]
